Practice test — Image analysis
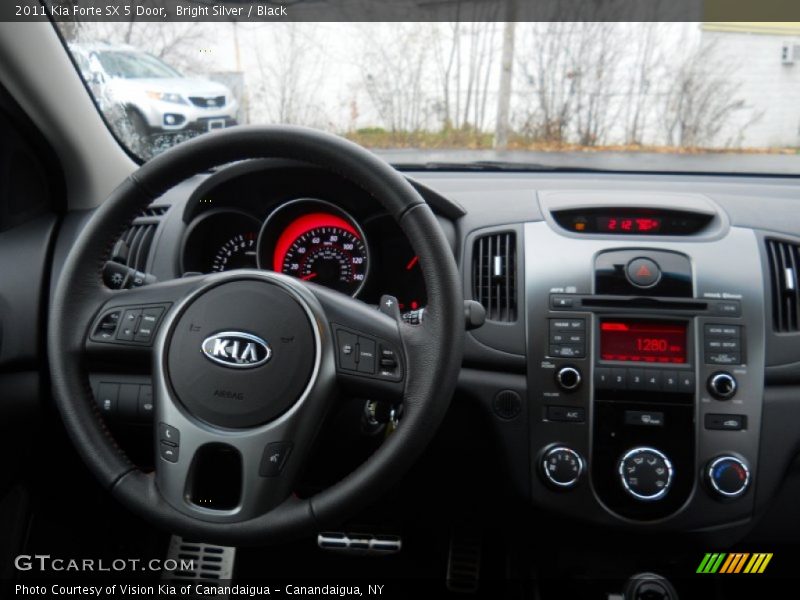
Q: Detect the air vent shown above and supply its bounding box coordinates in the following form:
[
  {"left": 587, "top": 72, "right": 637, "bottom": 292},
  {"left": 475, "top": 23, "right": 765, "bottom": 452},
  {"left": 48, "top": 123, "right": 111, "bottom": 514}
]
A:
[
  {"left": 472, "top": 231, "right": 517, "bottom": 321},
  {"left": 112, "top": 222, "right": 157, "bottom": 272},
  {"left": 138, "top": 205, "right": 169, "bottom": 217},
  {"left": 766, "top": 238, "right": 800, "bottom": 332}
]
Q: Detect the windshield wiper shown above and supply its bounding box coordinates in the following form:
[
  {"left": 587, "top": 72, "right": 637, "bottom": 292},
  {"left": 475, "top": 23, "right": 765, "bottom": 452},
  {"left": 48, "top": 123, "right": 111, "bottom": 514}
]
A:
[{"left": 392, "top": 160, "right": 606, "bottom": 172}]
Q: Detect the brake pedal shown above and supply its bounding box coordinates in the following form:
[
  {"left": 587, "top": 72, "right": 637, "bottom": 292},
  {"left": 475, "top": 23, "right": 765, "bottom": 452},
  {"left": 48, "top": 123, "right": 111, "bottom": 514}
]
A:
[
  {"left": 162, "top": 535, "right": 236, "bottom": 588},
  {"left": 446, "top": 527, "right": 482, "bottom": 593}
]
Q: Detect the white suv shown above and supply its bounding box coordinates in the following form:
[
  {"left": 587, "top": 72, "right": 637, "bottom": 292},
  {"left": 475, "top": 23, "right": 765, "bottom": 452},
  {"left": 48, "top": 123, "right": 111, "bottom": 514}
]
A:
[{"left": 70, "top": 42, "right": 238, "bottom": 136}]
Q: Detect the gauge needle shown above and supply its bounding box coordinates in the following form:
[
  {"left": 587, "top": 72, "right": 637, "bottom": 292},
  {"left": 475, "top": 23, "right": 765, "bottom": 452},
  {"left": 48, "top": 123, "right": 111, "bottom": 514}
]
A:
[
  {"left": 301, "top": 273, "right": 318, "bottom": 281},
  {"left": 405, "top": 255, "right": 419, "bottom": 270}
]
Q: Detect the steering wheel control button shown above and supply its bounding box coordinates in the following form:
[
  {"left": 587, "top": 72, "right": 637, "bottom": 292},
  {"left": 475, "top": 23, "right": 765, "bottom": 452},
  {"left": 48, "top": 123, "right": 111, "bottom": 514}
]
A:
[
  {"left": 704, "top": 413, "right": 746, "bottom": 431},
  {"left": 541, "top": 446, "right": 584, "bottom": 488},
  {"left": 159, "top": 423, "right": 180, "bottom": 446},
  {"left": 545, "top": 405, "right": 585, "bottom": 423},
  {"left": 356, "top": 336, "right": 377, "bottom": 374},
  {"left": 626, "top": 257, "right": 661, "bottom": 288},
  {"left": 379, "top": 346, "right": 398, "bottom": 368},
  {"left": 90, "top": 304, "right": 169, "bottom": 346},
  {"left": 555, "top": 366, "right": 582, "bottom": 392},
  {"left": 159, "top": 441, "right": 179, "bottom": 463},
  {"left": 337, "top": 330, "right": 359, "bottom": 370},
  {"left": 707, "top": 456, "right": 750, "bottom": 499},
  {"left": 117, "top": 309, "right": 141, "bottom": 341},
  {"left": 96, "top": 382, "right": 119, "bottom": 416},
  {"left": 259, "top": 442, "right": 293, "bottom": 477},
  {"left": 92, "top": 310, "right": 121, "bottom": 340},
  {"left": 167, "top": 280, "right": 316, "bottom": 428},
  {"left": 133, "top": 307, "right": 164, "bottom": 342},
  {"left": 618, "top": 447, "right": 673, "bottom": 501},
  {"left": 707, "top": 372, "right": 738, "bottom": 400},
  {"left": 335, "top": 326, "right": 403, "bottom": 382}
]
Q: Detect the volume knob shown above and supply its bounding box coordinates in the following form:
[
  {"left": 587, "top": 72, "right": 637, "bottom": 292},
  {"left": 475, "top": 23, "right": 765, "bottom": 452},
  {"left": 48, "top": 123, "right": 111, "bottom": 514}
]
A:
[{"left": 555, "top": 366, "right": 582, "bottom": 392}]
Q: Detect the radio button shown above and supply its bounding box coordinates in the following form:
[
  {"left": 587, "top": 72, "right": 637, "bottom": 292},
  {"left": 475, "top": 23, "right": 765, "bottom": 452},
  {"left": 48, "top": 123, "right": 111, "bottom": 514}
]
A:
[
  {"left": 705, "top": 339, "right": 741, "bottom": 352},
  {"left": 611, "top": 369, "right": 627, "bottom": 389},
  {"left": 549, "top": 345, "right": 585, "bottom": 358},
  {"left": 550, "top": 318, "right": 585, "bottom": 331},
  {"left": 628, "top": 368, "right": 645, "bottom": 390},
  {"left": 704, "top": 324, "right": 740, "bottom": 338},
  {"left": 550, "top": 295, "right": 575, "bottom": 309},
  {"left": 644, "top": 370, "right": 662, "bottom": 391},
  {"left": 711, "top": 301, "right": 742, "bottom": 317},
  {"left": 706, "top": 352, "right": 741, "bottom": 365},
  {"left": 662, "top": 370, "right": 678, "bottom": 392},
  {"left": 678, "top": 372, "right": 696, "bottom": 393},
  {"left": 595, "top": 368, "right": 612, "bottom": 389},
  {"left": 550, "top": 331, "right": 585, "bottom": 344}
]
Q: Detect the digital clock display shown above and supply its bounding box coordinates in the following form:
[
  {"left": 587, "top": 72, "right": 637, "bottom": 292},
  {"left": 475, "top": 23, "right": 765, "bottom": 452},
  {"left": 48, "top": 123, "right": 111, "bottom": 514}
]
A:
[
  {"left": 596, "top": 216, "right": 661, "bottom": 233},
  {"left": 600, "top": 320, "right": 687, "bottom": 364}
]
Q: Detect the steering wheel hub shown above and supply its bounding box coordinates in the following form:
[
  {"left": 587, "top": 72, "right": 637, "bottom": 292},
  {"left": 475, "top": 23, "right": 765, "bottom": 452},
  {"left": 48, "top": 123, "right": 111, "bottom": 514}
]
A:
[{"left": 167, "top": 277, "right": 318, "bottom": 429}]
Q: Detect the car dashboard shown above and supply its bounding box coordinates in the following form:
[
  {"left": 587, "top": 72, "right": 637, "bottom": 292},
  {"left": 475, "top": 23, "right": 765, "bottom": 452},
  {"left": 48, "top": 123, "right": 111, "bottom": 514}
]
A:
[{"left": 86, "top": 160, "right": 800, "bottom": 539}]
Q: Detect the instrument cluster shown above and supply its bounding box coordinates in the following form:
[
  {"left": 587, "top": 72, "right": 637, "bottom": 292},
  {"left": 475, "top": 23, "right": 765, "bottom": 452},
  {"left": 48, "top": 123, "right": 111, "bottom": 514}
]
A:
[{"left": 181, "top": 197, "right": 426, "bottom": 309}]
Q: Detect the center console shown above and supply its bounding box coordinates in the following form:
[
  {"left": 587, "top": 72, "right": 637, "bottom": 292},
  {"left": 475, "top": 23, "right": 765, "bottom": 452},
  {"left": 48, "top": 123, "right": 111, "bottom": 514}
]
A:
[{"left": 525, "top": 192, "right": 765, "bottom": 528}]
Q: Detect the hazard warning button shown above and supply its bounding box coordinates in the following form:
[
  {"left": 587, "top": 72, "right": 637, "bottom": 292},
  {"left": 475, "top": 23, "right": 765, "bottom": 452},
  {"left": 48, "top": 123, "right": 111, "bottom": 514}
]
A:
[{"left": 626, "top": 257, "right": 661, "bottom": 288}]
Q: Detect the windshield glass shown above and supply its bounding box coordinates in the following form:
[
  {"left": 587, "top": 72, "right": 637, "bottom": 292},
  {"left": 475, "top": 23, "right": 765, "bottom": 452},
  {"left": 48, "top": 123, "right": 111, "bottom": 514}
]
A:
[
  {"left": 57, "top": 21, "right": 800, "bottom": 171},
  {"left": 95, "top": 51, "right": 182, "bottom": 79}
]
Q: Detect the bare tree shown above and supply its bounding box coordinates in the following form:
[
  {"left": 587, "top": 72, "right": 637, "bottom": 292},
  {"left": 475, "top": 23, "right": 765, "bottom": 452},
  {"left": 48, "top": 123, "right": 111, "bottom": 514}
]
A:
[
  {"left": 661, "top": 37, "right": 755, "bottom": 147},
  {"left": 516, "top": 22, "right": 582, "bottom": 143},
  {"left": 76, "top": 22, "right": 214, "bottom": 75},
  {"left": 623, "top": 23, "right": 665, "bottom": 145},
  {"left": 248, "top": 23, "right": 329, "bottom": 127},
  {"left": 359, "top": 24, "right": 436, "bottom": 135}
]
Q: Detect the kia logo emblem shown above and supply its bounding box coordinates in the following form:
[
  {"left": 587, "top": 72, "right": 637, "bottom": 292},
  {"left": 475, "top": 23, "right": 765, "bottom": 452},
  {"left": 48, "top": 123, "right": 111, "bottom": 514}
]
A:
[{"left": 201, "top": 332, "right": 271, "bottom": 369}]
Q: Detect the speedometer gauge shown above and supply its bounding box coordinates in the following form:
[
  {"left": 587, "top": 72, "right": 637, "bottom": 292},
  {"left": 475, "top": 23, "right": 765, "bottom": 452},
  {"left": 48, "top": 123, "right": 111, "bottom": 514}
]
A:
[{"left": 258, "top": 199, "right": 370, "bottom": 296}]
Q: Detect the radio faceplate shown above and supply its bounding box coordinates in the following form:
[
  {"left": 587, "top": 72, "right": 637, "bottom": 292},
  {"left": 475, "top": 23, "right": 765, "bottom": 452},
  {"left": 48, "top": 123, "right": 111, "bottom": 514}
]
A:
[{"left": 524, "top": 220, "right": 765, "bottom": 529}]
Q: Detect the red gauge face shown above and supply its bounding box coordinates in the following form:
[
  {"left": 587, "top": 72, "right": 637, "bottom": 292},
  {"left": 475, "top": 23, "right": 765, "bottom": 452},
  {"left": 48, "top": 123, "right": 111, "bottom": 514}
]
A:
[{"left": 273, "top": 212, "right": 368, "bottom": 295}]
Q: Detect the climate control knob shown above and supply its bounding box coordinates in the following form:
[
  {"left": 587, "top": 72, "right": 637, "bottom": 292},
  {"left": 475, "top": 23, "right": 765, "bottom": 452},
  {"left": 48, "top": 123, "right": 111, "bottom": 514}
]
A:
[
  {"left": 708, "top": 372, "right": 737, "bottom": 400},
  {"left": 618, "top": 447, "right": 673, "bottom": 501},
  {"left": 541, "top": 446, "right": 584, "bottom": 489},
  {"left": 707, "top": 456, "right": 750, "bottom": 499},
  {"left": 555, "top": 366, "right": 582, "bottom": 392}
]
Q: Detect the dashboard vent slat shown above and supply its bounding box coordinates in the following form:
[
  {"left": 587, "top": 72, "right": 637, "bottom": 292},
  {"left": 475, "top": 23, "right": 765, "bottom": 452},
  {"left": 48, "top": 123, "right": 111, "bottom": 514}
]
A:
[
  {"left": 472, "top": 231, "right": 517, "bottom": 322},
  {"left": 766, "top": 238, "right": 800, "bottom": 332}
]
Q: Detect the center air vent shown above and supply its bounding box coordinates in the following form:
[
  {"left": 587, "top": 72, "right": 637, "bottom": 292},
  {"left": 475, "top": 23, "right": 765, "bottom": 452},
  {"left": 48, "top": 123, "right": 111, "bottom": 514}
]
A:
[
  {"left": 472, "top": 231, "right": 517, "bottom": 322},
  {"left": 766, "top": 238, "right": 800, "bottom": 332}
]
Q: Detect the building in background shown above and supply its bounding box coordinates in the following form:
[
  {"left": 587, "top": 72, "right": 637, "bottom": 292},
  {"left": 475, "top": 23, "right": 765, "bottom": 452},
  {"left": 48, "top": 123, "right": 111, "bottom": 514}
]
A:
[{"left": 703, "top": 22, "right": 800, "bottom": 148}]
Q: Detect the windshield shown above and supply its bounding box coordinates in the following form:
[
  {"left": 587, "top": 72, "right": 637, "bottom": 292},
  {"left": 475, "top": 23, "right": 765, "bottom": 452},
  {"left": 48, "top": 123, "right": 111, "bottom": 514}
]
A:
[
  {"left": 95, "top": 51, "right": 182, "bottom": 79},
  {"left": 58, "top": 21, "right": 800, "bottom": 171}
]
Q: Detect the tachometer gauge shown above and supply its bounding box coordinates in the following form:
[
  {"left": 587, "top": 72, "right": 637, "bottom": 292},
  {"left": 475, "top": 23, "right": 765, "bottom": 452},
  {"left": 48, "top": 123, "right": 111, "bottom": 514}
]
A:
[
  {"left": 181, "top": 209, "right": 261, "bottom": 274},
  {"left": 211, "top": 232, "right": 258, "bottom": 272},
  {"left": 258, "top": 199, "right": 369, "bottom": 296}
]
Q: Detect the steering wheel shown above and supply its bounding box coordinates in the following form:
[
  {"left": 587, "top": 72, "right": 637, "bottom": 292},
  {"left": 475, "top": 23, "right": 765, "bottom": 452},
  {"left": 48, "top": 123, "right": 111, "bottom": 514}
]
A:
[{"left": 47, "top": 126, "right": 463, "bottom": 545}]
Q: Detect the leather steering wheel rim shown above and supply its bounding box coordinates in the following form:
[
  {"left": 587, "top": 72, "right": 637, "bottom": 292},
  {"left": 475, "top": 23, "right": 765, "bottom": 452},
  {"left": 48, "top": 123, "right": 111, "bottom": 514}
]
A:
[{"left": 47, "top": 125, "right": 463, "bottom": 545}]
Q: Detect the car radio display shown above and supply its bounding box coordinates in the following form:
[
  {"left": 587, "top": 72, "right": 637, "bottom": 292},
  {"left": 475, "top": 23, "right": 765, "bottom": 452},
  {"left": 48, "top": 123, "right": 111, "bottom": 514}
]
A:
[{"left": 600, "top": 320, "right": 687, "bottom": 363}]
